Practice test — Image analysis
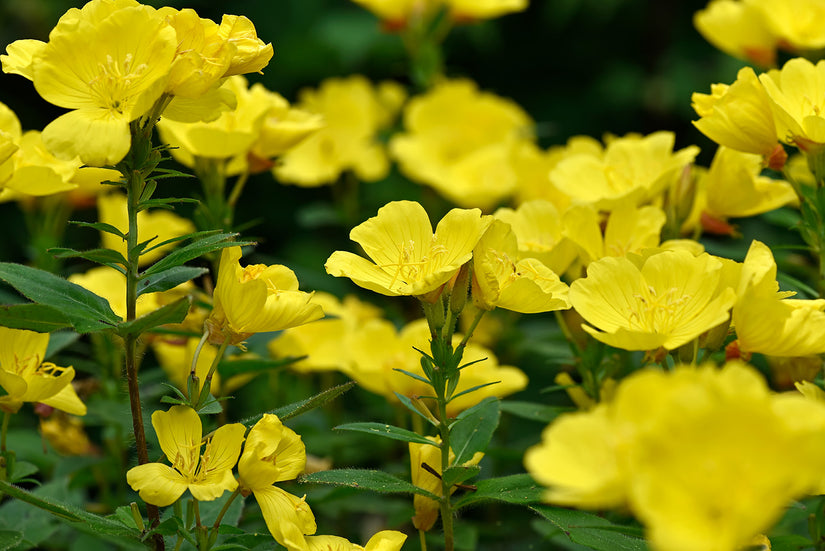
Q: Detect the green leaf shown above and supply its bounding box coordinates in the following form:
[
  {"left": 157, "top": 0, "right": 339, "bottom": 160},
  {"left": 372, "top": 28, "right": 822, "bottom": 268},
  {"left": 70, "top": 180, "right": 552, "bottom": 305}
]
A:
[
  {"left": 49, "top": 247, "right": 128, "bottom": 269},
  {"left": 141, "top": 233, "right": 253, "bottom": 277},
  {"left": 769, "top": 535, "right": 813, "bottom": 551},
  {"left": 137, "top": 197, "right": 198, "bottom": 212},
  {"left": 442, "top": 464, "right": 481, "bottom": 488},
  {"left": 0, "top": 480, "right": 139, "bottom": 538},
  {"left": 197, "top": 394, "right": 226, "bottom": 415},
  {"left": 531, "top": 505, "right": 648, "bottom": 551},
  {"left": 334, "top": 422, "right": 439, "bottom": 447},
  {"left": 0, "top": 263, "right": 121, "bottom": 333},
  {"left": 116, "top": 296, "right": 191, "bottom": 338},
  {"left": 9, "top": 461, "right": 38, "bottom": 483},
  {"left": 300, "top": 469, "right": 439, "bottom": 499},
  {"left": 70, "top": 221, "right": 126, "bottom": 240},
  {"left": 137, "top": 265, "right": 208, "bottom": 296},
  {"left": 240, "top": 382, "right": 355, "bottom": 426},
  {"left": 0, "top": 530, "right": 23, "bottom": 551},
  {"left": 500, "top": 401, "right": 573, "bottom": 423},
  {"left": 449, "top": 380, "right": 499, "bottom": 402},
  {"left": 217, "top": 356, "right": 300, "bottom": 379},
  {"left": 139, "top": 179, "right": 157, "bottom": 203},
  {"left": 393, "top": 392, "right": 438, "bottom": 427},
  {"left": 140, "top": 229, "right": 222, "bottom": 257},
  {"left": 454, "top": 474, "right": 543, "bottom": 509},
  {"left": 450, "top": 397, "right": 500, "bottom": 465},
  {"left": 0, "top": 303, "right": 71, "bottom": 332},
  {"left": 393, "top": 367, "right": 432, "bottom": 385}
]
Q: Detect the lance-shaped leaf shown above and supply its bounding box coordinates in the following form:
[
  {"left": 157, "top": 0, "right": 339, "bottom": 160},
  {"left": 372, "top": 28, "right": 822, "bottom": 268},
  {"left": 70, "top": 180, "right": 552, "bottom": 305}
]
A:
[
  {"left": 500, "top": 401, "right": 573, "bottom": 423},
  {"left": 239, "top": 382, "right": 355, "bottom": 426},
  {"left": 141, "top": 233, "right": 254, "bottom": 277},
  {"left": 116, "top": 296, "right": 191, "bottom": 338},
  {"left": 70, "top": 221, "right": 126, "bottom": 240},
  {"left": 531, "top": 505, "right": 648, "bottom": 551},
  {"left": 0, "top": 304, "right": 71, "bottom": 332},
  {"left": 335, "top": 422, "right": 439, "bottom": 447},
  {"left": 137, "top": 266, "right": 208, "bottom": 296},
  {"left": 453, "top": 474, "right": 543, "bottom": 509},
  {"left": 300, "top": 469, "right": 439, "bottom": 499},
  {"left": 0, "top": 263, "right": 120, "bottom": 333},
  {"left": 49, "top": 248, "right": 128, "bottom": 270},
  {"left": 450, "top": 397, "right": 501, "bottom": 465}
]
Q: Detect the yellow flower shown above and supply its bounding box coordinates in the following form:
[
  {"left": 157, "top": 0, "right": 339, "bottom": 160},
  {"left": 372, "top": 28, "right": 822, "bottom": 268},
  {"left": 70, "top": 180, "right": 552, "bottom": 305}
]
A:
[
  {"left": 510, "top": 141, "right": 573, "bottom": 210},
  {"left": 207, "top": 246, "right": 324, "bottom": 345},
  {"left": 549, "top": 132, "right": 699, "bottom": 209},
  {"left": 40, "top": 414, "right": 94, "bottom": 456},
  {"left": 760, "top": 57, "right": 825, "bottom": 148},
  {"left": 733, "top": 240, "right": 825, "bottom": 356},
  {"left": 217, "top": 15, "right": 274, "bottom": 77},
  {"left": 326, "top": 200, "right": 490, "bottom": 298},
  {"left": 98, "top": 192, "right": 195, "bottom": 267},
  {"left": 2, "top": 1, "right": 178, "bottom": 166},
  {"left": 692, "top": 67, "right": 783, "bottom": 166},
  {"left": 693, "top": 0, "right": 777, "bottom": 66},
  {"left": 409, "top": 436, "right": 483, "bottom": 531},
  {"left": 237, "top": 414, "right": 316, "bottom": 549},
  {"left": 749, "top": 0, "right": 825, "bottom": 51},
  {"left": 525, "top": 361, "right": 825, "bottom": 551},
  {"left": 0, "top": 327, "right": 86, "bottom": 415},
  {"left": 492, "top": 199, "right": 577, "bottom": 275},
  {"left": 304, "top": 531, "right": 407, "bottom": 551},
  {"left": 390, "top": 79, "right": 533, "bottom": 210},
  {"left": 345, "top": 318, "right": 527, "bottom": 415},
  {"left": 472, "top": 219, "right": 571, "bottom": 313},
  {"left": 446, "top": 0, "right": 528, "bottom": 20},
  {"left": 268, "top": 293, "right": 382, "bottom": 373},
  {"left": 127, "top": 406, "right": 245, "bottom": 506},
  {"left": 569, "top": 250, "right": 736, "bottom": 351},
  {"left": 274, "top": 76, "right": 405, "bottom": 186}
]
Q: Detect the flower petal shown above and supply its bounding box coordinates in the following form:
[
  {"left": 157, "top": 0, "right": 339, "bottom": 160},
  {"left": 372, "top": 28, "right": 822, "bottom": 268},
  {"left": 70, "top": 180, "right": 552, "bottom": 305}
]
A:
[{"left": 126, "top": 463, "right": 188, "bottom": 507}]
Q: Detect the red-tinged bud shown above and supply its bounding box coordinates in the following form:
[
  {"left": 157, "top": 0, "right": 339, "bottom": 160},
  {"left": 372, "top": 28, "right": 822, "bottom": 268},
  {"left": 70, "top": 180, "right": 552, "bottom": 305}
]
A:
[
  {"left": 764, "top": 143, "right": 788, "bottom": 171},
  {"left": 700, "top": 211, "right": 737, "bottom": 236}
]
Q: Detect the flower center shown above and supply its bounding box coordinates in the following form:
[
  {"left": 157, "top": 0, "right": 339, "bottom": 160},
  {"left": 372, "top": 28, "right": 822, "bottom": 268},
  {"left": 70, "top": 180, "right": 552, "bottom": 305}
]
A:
[
  {"left": 628, "top": 285, "right": 692, "bottom": 332},
  {"left": 382, "top": 238, "right": 448, "bottom": 288},
  {"left": 87, "top": 53, "right": 149, "bottom": 113}
]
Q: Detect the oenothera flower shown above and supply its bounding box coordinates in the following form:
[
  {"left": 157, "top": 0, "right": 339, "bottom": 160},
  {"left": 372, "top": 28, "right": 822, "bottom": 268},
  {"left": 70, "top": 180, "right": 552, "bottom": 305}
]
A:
[
  {"left": 472, "top": 219, "right": 571, "bottom": 313},
  {"left": 692, "top": 67, "right": 783, "bottom": 167},
  {"left": 0, "top": 327, "right": 86, "bottom": 415},
  {"left": 760, "top": 57, "right": 825, "bottom": 150},
  {"left": 733, "top": 240, "right": 825, "bottom": 356},
  {"left": 238, "top": 414, "right": 316, "bottom": 549},
  {"left": 1, "top": 0, "right": 178, "bottom": 166},
  {"left": 326, "top": 201, "right": 490, "bottom": 298},
  {"left": 207, "top": 246, "right": 324, "bottom": 344},
  {"left": 693, "top": 0, "right": 777, "bottom": 67},
  {"left": 303, "top": 531, "right": 407, "bottom": 551},
  {"left": 350, "top": 0, "right": 525, "bottom": 25},
  {"left": 525, "top": 361, "right": 825, "bottom": 551},
  {"left": 126, "top": 406, "right": 245, "bottom": 506},
  {"left": 569, "top": 249, "right": 736, "bottom": 351},
  {"left": 748, "top": 0, "right": 825, "bottom": 51},
  {"left": 409, "top": 437, "right": 484, "bottom": 531}
]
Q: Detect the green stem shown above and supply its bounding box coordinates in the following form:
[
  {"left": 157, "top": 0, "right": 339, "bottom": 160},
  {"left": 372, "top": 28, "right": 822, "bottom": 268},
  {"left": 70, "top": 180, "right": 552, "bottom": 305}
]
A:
[
  {"left": 419, "top": 529, "right": 428, "bottom": 551},
  {"left": 436, "top": 394, "right": 455, "bottom": 551},
  {"left": 0, "top": 411, "right": 9, "bottom": 453},
  {"left": 211, "top": 488, "right": 241, "bottom": 530}
]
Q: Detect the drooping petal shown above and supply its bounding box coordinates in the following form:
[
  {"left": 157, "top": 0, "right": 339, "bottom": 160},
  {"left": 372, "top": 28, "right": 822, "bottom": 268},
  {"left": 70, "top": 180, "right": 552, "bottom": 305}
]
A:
[
  {"left": 37, "top": 375, "right": 87, "bottom": 415},
  {"left": 254, "top": 486, "right": 316, "bottom": 550},
  {"left": 42, "top": 109, "right": 131, "bottom": 166},
  {"left": 126, "top": 463, "right": 188, "bottom": 507}
]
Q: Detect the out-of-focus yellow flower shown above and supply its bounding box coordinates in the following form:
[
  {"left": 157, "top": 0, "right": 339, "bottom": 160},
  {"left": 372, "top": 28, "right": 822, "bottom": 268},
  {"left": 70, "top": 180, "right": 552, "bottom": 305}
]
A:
[
  {"left": 733, "top": 240, "right": 825, "bottom": 356},
  {"left": 127, "top": 405, "right": 245, "bottom": 506},
  {"left": 569, "top": 250, "right": 736, "bottom": 351},
  {"left": 40, "top": 414, "right": 94, "bottom": 455},
  {"left": 749, "top": 0, "right": 825, "bottom": 51},
  {"left": 471, "top": 219, "right": 570, "bottom": 313},
  {"left": 525, "top": 361, "right": 825, "bottom": 551},
  {"left": 346, "top": 318, "right": 527, "bottom": 415},
  {"left": 1, "top": 1, "right": 177, "bottom": 166},
  {"left": 760, "top": 58, "right": 825, "bottom": 150},
  {"left": 692, "top": 67, "right": 784, "bottom": 168},
  {"left": 390, "top": 79, "right": 532, "bottom": 210},
  {"left": 159, "top": 76, "right": 322, "bottom": 175},
  {"left": 350, "top": 0, "right": 525, "bottom": 25},
  {"left": 447, "top": 0, "right": 528, "bottom": 20},
  {"left": 550, "top": 132, "right": 699, "bottom": 209},
  {"left": 0, "top": 327, "right": 86, "bottom": 415},
  {"left": 304, "top": 531, "right": 407, "bottom": 551},
  {"left": 562, "top": 203, "right": 665, "bottom": 267},
  {"left": 268, "top": 293, "right": 382, "bottom": 373},
  {"left": 274, "top": 76, "right": 404, "bottom": 186},
  {"left": 98, "top": 192, "right": 195, "bottom": 267},
  {"left": 238, "top": 414, "right": 316, "bottom": 549},
  {"left": 409, "top": 436, "right": 483, "bottom": 531},
  {"left": 207, "top": 246, "right": 324, "bottom": 345},
  {"left": 510, "top": 141, "right": 572, "bottom": 210},
  {"left": 694, "top": 0, "right": 777, "bottom": 67},
  {"left": 151, "top": 336, "right": 253, "bottom": 397},
  {"left": 325, "top": 200, "right": 490, "bottom": 299},
  {"left": 0, "top": 102, "right": 21, "bottom": 188}
]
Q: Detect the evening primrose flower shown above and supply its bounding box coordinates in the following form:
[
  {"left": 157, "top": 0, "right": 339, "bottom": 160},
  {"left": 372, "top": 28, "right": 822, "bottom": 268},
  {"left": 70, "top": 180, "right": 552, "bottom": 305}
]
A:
[
  {"left": 409, "top": 436, "right": 483, "bottom": 531},
  {"left": 693, "top": 0, "right": 777, "bottom": 66},
  {"left": 733, "top": 240, "right": 825, "bottom": 356},
  {"left": 472, "top": 219, "right": 571, "bottom": 313},
  {"left": 525, "top": 361, "right": 825, "bottom": 551},
  {"left": 759, "top": 57, "right": 825, "bottom": 150},
  {"left": 748, "top": 0, "right": 825, "bottom": 51},
  {"left": 1, "top": 1, "right": 178, "bottom": 166},
  {"left": 549, "top": 132, "right": 699, "bottom": 209},
  {"left": 390, "top": 79, "right": 533, "bottom": 210},
  {"left": 304, "top": 531, "right": 407, "bottom": 551},
  {"left": 0, "top": 327, "right": 86, "bottom": 415},
  {"left": 238, "top": 414, "right": 316, "bottom": 549},
  {"left": 569, "top": 250, "right": 736, "bottom": 351},
  {"left": 275, "top": 76, "right": 405, "bottom": 186},
  {"left": 126, "top": 406, "right": 245, "bottom": 506},
  {"left": 207, "top": 246, "right": 324, "bottom": 345},
  {"left": 325, "top": 200, "right": 490, "bottom": 298}
]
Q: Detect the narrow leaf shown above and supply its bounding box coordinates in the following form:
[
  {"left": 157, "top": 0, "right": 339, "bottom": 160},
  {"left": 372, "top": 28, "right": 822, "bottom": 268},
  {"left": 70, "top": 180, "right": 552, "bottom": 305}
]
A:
[
  {"left": 454, "top": 474, "right": 543, "bottom": 509},
  {"left": 49, "top": 247, "right": 128, "bottom": 268},
  {"left": 0, "top": 263, "right": 120, "bottom": 333},
  {"left": 70, "top": 221, "right": 126, "bottom": 240},
  {"left": 137, "top": 266, "right": 208, "bottom": 296},
  {"left": 531, "top": 505, "right": 648, "bottom": 551},
  {"left": 500, "top": 401, "right": 573, "bottom": 423},
  {"left": 300, "top": 469, "right": 439, "bottom": 499},
  {"left": 334, "top": 422, "right": 438, "bottom": 447},
  {"left": 116, "top": 296, "right": 191, "bottom": 338},
  {"left": 450, "top": 397, "right": 501, "bottom": 465},
  {"left": 442, "top": 464, "right": 481, "bottom": 488},
  {"left": 392, "top": 367, "right": 432, "bottom": 385},
  {"left": 240, "top": 382, "right": 355, "bottom": 426},
  {"left": 140, "top": 229, "right": 223, "bottom": 256},
  {"left": 137, "top": 197, "right": 198, "bottom": 212},
  {"left": 0, "top": 530, "right": 23, "bottom": 551},
  {"left": 449, "top": 380, "right": 499, "bottom": 402},
  {"left": 393, "top": 392, "right": 438, "bottom": 427},
  {"left": 0, "top": 304, "right": 71, "bottom": 332},
  {"left": 142, "top": 233, "right": 253, "bottom": 277}
]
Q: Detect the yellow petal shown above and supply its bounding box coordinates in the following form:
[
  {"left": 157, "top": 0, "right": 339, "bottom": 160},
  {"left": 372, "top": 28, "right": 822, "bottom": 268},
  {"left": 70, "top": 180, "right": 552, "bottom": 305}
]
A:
[
  {"left": 254, "top": 486, "right": 316, "bottom": 549},
  {"left": 42, "top": 109, "right": 131, "bottom": 166},
  {"left": 126, "top": 463, "right": 188, "bottom": 507},
  {"left": 152, "top": 406, "right": 202, "bottom": 474}
]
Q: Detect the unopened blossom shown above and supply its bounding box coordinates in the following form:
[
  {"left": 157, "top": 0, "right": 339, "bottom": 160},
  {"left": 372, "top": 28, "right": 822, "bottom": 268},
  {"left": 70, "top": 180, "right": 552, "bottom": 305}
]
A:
[{"left": 760, "top": 57, "right": 825, "bottom": 149}]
